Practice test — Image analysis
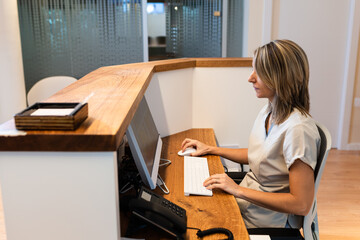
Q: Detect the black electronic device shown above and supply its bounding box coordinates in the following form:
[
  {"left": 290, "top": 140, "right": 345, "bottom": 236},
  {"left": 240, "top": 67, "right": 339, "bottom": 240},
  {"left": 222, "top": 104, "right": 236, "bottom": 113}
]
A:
[
  {"left": 128, "top": 187, "right": 187, "bottom": 239},
  {"left": 126, "top": 97, "right": 170, "bottom": 193}
]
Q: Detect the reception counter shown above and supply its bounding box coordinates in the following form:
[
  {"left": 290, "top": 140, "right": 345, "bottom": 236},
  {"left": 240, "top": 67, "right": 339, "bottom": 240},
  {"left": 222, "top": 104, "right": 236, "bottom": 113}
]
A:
[{"left": 0, "top": 58, "right": 253, "bottom": 240}]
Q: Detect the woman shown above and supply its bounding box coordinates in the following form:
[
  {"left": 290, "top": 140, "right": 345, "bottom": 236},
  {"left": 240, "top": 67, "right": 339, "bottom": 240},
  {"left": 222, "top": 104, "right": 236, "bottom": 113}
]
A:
[{"left": 181, "top": 39, "right": 320, "bottom": 229}]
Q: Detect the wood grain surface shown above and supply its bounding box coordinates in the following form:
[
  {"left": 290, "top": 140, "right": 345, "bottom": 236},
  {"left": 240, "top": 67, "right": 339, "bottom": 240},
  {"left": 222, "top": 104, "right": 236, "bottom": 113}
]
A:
[
  {"left": 0, "top": 58, "right": 252, "bottom": 152},
  {"left": 157, "top": 129, "right": 248, "bottom": 240}
]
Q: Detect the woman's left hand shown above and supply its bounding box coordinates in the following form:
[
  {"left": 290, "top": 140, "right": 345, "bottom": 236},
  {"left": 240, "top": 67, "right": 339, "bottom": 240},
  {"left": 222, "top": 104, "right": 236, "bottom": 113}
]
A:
[{"left": 203, "top": 173, "right": 241, "bottom": 197}]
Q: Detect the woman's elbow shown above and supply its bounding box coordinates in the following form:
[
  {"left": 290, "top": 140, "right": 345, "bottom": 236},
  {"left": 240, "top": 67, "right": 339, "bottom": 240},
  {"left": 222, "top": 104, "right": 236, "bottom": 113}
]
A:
[{"left": 294, "top": 201, "right": 313, "bottom": 216}]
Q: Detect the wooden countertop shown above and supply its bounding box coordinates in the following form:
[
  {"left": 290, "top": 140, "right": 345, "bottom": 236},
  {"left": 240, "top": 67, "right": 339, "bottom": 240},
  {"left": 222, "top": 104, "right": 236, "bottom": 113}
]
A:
[
  {"left": 0, "top": 58, "right": 252, "bottom": 152},
  {"left": 159, "top": 128, "right": 249, "bottom": 239}
]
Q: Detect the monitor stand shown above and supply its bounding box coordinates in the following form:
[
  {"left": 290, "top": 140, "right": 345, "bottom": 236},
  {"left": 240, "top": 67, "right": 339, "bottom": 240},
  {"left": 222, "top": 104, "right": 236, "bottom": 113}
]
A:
[{"left": 157, "top": 174, "right": 169, "bottom": 194}]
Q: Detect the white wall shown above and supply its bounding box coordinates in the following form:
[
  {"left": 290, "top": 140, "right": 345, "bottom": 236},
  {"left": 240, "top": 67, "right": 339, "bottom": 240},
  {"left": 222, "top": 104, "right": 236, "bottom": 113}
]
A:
[
  {"left": 145, "top": 68, "right": 194, "bottom": 137},
  {"left": 145, "top": 68, "right": 267, "bottom": 148},
  {"left": 338, "top": 1, "right": 360, "bottom": 150},
  {"left": 0, "top": 0, "right": 26, "bottom": 123},
  {"left": 192, "top": 68, "right": 267, "bottom": 147},
  {"left": 271, "top": 0, "right": 351, "bottom": 148},
  {"left": 147, "top": 13, "right": 166, "bottom": 41},
  {"left": 246, "top": 0, "right": 264, "bottom": 56},
  {"left": 245, "top": 0, "right": 356, "bottom": 149}
]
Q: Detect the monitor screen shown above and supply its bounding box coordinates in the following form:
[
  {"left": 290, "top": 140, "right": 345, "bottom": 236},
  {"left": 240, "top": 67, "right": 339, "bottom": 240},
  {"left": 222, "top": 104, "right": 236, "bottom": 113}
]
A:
[{"left": 126, "top": 97, "right": 162, "bottom": 189}]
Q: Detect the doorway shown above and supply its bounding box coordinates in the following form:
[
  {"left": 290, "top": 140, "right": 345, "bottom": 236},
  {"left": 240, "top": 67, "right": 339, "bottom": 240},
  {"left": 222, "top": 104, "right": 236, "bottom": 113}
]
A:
[
  {"left": 147, "top": 1, "right": 168, "bottom": 60},
  {"left": 147, "top": 0, "right": 223, "bottom": 61}
]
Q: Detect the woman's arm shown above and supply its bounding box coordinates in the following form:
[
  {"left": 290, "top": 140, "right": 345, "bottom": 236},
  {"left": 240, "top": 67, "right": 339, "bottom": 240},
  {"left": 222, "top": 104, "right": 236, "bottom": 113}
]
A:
[
  {"left": 181, "top": 138, "right": 249, "bottom": 165},
  {"left": 204, "top": 159, "right": 315, "bottom": 216}
]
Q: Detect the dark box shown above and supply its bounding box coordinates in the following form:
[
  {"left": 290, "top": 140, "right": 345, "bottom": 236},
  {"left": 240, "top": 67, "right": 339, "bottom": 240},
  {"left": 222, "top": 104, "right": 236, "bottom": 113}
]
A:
[{"left": 14, "top": 102, "right": 88, "bottom": 130}]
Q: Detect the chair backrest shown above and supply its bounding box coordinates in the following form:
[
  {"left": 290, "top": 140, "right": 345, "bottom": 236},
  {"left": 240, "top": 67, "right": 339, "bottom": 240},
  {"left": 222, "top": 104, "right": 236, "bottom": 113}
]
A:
[
  {"left": 156, "top": 36, "right": 166, "bottom": 45},
  {"left": 303, "top": 121, "right": 332, "bottom": 240},
  {"left": 27, "top": 76, "right": 77, "bottom": 106}
]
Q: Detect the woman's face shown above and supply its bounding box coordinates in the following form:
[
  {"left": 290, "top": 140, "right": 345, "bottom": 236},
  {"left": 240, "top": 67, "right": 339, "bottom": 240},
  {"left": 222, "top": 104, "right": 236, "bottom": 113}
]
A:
[{"left": 248, "top": 67, "right": 275, "bottom": 102}]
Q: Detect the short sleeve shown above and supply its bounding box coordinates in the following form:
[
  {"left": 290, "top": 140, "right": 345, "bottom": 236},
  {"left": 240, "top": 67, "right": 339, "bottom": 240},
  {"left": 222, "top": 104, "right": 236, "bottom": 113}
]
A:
[{"left": 283, "top": 123, "right": 320, "bottom": 170}]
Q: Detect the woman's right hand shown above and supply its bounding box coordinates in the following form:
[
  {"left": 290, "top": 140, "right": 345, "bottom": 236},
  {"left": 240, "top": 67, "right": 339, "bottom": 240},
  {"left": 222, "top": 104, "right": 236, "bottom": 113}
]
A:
[{"left": 181, "top": 138, "right": 212, "bottom": 157}]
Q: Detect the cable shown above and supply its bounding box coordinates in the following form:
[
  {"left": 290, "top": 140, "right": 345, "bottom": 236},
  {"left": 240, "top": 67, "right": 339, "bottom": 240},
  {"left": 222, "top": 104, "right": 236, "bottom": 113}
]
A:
[
  {"left": 159, "top": 158, "right": 171, "bottom": 167},
  {"left": 187, "top": 226, "right": 233, "bottom": 240},
  {"left": 187, "top": 227, "right": 201, "bottom": 231},
  {"left": 119, "top": 173, "right": 141, "bottom": 194},
  {"left": 119, "top": 182, "right": 133, "bottom": 194}
]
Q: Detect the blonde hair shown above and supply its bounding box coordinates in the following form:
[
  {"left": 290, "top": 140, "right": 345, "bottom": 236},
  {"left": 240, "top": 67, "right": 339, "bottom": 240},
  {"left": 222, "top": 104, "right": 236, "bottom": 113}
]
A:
[{"left": 253, "top": 39, "right": 310, "bottom": 124}]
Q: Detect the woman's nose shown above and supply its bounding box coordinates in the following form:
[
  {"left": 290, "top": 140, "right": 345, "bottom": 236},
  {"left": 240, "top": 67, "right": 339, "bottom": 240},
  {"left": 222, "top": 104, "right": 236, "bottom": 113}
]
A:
[{"left": 248, "top": 71, "right": 256, "bottom": 83}]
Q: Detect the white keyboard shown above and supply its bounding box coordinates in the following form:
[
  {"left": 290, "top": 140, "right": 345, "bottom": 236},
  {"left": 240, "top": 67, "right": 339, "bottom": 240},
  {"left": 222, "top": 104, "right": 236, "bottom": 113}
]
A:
[{"left": 184, "top": 156, "right": 213, "bottom": 196}]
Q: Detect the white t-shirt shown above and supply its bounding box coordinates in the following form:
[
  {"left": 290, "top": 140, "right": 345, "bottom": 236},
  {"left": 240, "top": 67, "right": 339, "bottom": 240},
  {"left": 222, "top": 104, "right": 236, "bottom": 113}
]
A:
[{"left": 237, "top": 105, "right": 320, "bottom": 228}]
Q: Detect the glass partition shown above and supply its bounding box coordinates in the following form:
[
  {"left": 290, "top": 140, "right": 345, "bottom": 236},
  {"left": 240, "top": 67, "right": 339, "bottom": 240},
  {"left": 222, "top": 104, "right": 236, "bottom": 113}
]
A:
[
  {"left": 227, "top": 0, "right": 245, "bottom": 57},
  {"left": 165, "top": 0, "right": 223, "bottom": 58},
  {"left": 18, "top": 0, "right": 144, "bottom": 91}
]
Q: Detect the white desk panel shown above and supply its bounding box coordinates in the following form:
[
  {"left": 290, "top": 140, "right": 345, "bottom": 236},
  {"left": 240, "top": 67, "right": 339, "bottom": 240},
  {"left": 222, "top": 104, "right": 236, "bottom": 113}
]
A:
[
  {"left": 192, "top": 67, "right": 267, "bottom": 148},
  {"left": 146, "top": 67, "right": 267, "bottom": 148},
  {"left": 146, "top": 68, "right": 194, "bottom": 137},
  {"left": 0, "top": 151, "right": 120, "bottom": 240}
]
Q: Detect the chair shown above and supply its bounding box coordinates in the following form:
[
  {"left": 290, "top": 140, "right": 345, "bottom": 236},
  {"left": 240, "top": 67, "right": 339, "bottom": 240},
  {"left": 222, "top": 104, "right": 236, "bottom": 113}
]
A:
[
  {"left": 226, "top": 171, "right": 247, "bottom": 184},
  {"left": 156, "top": 36, "right": 166, "bottom": 45},
  {"left": 246, "top": 122, "right": 332, "bottom": 240},
  {"left": 27, "top": 76, "right": 77, "bottom": 106},
  {"left": 302, "top": 121, "right": 331, "bottom": 240}
]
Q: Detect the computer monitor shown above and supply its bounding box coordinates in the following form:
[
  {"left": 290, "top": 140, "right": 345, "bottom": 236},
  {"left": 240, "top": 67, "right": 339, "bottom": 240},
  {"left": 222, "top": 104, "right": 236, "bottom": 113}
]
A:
[{"left": 126, "top": 97, "right": 162, "bottom": 190}]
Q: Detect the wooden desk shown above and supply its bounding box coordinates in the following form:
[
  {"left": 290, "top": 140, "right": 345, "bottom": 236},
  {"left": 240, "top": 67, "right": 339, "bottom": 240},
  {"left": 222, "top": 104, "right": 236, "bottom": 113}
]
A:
[
  {"left": 159, "top": 129, "right": 248, "bottom": 239},
  {"left": 122, "top": 128, "right": 249, "bottom": 239}
]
